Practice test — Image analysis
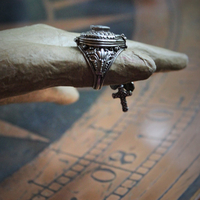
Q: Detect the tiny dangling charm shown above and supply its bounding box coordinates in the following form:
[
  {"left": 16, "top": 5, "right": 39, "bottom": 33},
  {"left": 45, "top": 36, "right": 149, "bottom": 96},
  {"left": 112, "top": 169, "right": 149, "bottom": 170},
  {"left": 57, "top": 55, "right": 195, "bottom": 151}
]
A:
[{"left": 110, "top": 82, "right": 135, "bottom": 112}]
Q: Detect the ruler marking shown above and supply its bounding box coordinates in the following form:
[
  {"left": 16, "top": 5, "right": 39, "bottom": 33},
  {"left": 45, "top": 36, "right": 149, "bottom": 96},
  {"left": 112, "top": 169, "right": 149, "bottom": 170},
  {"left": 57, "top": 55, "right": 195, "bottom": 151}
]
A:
[{"left": 29, "top": 81, "right": 200, "bottom": 200}]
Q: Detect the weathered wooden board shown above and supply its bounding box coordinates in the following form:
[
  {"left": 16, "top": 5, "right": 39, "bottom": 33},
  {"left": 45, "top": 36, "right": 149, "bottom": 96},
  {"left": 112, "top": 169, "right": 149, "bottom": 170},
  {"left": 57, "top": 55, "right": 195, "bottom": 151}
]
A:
[{"left": 0, "top": 0, "right": 199, "bottom": 199}]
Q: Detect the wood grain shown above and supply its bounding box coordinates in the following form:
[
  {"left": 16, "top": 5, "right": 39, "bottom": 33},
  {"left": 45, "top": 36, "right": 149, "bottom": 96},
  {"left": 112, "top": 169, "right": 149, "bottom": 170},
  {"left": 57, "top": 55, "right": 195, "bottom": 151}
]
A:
[{"left": 0, "top": 0, "right": 199, "bottom": 199}]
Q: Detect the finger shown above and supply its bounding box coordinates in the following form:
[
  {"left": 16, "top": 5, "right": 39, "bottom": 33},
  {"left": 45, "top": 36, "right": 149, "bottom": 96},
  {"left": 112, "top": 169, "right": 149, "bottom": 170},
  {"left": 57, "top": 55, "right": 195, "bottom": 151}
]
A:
[
  {"left": 127, "top": 40, "right": 188, "bottom": 72},
  {"left": 0, "top": 87, "right": 79, "bottom": 105},
  {"left": 2, "top": 24, "right": 187, "bottom": 72},
  {"left": 0, "top": 24, "right": 187, "bottom": 100},
  {"left": 0, "top": 40, "right": 155, "bottom": 99}
]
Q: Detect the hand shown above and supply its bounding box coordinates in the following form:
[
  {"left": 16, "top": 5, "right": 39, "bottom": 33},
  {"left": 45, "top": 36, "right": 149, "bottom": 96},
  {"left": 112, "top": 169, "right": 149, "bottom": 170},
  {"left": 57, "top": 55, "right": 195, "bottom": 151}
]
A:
[{"left": 0, "top": 24, "right": 188, "bottom": 105}]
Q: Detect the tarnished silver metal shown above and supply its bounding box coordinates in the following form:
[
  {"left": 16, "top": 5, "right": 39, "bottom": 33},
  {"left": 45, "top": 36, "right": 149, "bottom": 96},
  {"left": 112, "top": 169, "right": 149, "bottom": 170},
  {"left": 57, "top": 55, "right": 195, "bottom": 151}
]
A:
[
  {"left": 75, "top": 25, "right": 133, "bottom": 112},
  {"left": 75, "top": 25, "right": 127, "bottom": 90},
  {"left": 111, "top": 82, "right": 135, "bottom": 112}
]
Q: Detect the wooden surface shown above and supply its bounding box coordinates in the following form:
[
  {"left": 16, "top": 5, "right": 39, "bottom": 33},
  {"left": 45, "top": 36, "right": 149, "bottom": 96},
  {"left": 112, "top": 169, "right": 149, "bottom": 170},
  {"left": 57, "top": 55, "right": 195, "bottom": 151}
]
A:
[{"left": 0, "top": 0, "right": 200, "bottom": 200}]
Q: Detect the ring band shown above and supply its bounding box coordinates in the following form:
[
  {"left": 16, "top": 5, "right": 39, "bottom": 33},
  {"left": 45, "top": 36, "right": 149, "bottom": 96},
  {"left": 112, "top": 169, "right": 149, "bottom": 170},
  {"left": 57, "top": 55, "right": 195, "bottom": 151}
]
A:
[{"left": 75, "top": 25, "right": 127, "bottom": 90}]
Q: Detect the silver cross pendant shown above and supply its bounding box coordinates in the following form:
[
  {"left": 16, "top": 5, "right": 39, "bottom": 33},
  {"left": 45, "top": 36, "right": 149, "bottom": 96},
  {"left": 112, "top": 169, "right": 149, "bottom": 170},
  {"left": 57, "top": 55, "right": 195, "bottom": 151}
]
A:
[{"left": 110, "top": 82, "right": 135, "bottom": 112}]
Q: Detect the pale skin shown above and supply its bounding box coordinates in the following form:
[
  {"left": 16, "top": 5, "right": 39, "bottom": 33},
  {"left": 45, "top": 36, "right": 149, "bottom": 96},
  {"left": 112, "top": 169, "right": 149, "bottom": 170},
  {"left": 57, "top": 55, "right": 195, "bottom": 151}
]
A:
[{"left": 0, "top": 24, "right": 188, "bottom": 105}]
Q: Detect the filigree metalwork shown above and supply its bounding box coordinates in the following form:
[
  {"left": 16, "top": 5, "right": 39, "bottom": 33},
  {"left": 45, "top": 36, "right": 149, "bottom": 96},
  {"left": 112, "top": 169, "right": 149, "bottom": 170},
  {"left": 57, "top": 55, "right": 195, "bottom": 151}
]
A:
[
  {"left": 75, "top": 25, "right": 135, "bottom": 112},
  {"left": 76, "top": 44, "right": 124, "bottom": 89},
  {"left": 75, "top": 25, "right": 127, "bottom": 90}
]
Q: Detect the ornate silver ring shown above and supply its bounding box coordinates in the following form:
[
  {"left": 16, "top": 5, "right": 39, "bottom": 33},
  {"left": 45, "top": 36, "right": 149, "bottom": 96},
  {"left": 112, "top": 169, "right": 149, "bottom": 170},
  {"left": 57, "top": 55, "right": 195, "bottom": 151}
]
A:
[{"left": 75, "top": 25, "right": 127, "bottom": 90}]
